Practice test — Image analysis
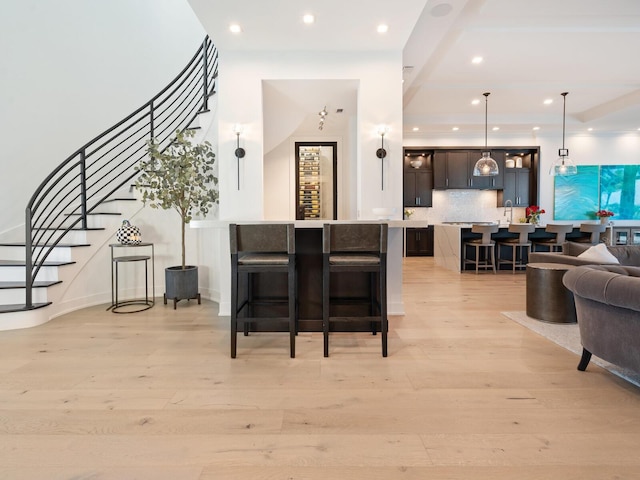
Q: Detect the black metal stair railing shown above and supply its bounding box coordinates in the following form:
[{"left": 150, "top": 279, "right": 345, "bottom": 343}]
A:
[{"left": 23, "top": 36, "right": 218, "bottom": 309}]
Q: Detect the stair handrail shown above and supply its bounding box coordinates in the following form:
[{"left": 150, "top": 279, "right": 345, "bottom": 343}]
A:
[{"left": 24, "top": 36, "right": 218, "bottom": 308}]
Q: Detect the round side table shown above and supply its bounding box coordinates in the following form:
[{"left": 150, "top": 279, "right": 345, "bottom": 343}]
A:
[
  {"left": 526, "top": 262, "right": 577, "bottom": 323},
  {"left": 108, "top": 243, "right": 155, "bottom": 313}
]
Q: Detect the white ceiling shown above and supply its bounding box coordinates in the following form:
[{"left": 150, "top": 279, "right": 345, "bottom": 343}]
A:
[{"left": 188, "top": 0, "right": 640, "bottom": 136}]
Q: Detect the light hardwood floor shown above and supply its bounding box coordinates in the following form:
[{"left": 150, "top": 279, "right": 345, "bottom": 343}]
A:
[{"left": 1, "top": 257, "right": 640, "bottom": 479}]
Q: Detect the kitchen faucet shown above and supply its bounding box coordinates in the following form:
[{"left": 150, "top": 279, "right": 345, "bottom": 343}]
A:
[{"left": 504, "top": 199, "right": 513, "bottom": 224}]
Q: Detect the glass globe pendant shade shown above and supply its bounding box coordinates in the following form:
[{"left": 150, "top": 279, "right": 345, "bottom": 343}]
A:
[
  {"left": 550, "top": 153, "right": 578, "bottom": 176},
  {"left": 473, "top": 92, "right": 499, "bottom": 177},
  {"left": 473, "top": 151, "right": 499, "bottom": 176}
]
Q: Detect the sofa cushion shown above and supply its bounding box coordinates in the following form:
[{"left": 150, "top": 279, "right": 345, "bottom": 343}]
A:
[
  {"left": 608, "top": 245, "right": 640, "bottom": 266},
  {"left": 563, "top": 241, "right": 590, "bottom": 257},
  {"left": 577, "top": 243, "right": 620, "bottom": 264}
]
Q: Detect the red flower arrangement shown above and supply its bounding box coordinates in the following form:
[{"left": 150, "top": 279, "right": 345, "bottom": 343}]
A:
[
  {"left": 526, "top": 205, "right": 545, "bottom": 224},
  {"left": 595, "top": 209, "right": 615, "bottom": 218}
]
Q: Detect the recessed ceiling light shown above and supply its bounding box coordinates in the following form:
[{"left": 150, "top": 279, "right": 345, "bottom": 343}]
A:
[
  {"left": 471, "top": 56, "right": 483, "bottom": 64},
  {"left": 587, "top": 127, "right": 593, "bottom": 131},
  {"left": 543, "top": 99, "right": 553, "bottom": 105},
  {"left": 412, "top": 127, "right": 419, "bottom": 132},
  {"left": 471, "top": 99, "right": 480, "bottom": 105},
  {"left": 533, "top": 126, "right": 540, "bottom": 131},
  {"left": 377, "top": 24, "right": 389, "bottom": 34},
  {"left": 229, "top": 23, "right": 242, "bottom": 34},
  {"left": 452, "top": 127, "right": 459, "bottom": 131},
  {"left": 492, "top": 126, "right": 500, "bottom": 131},
  {"left": 303, "top": 14, "right": 315, "bottom": 24}
]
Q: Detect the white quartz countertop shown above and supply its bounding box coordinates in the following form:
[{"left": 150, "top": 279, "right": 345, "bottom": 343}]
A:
[{"left": 190, "top": 219, "right": 429, "bottom": 229}]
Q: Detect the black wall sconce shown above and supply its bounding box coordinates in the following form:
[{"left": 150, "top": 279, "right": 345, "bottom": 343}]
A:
[
  {"left": 233, "top": 124, "right": 245, "bottom": 190},
  {"left": 376, "top": 125, "right": 389, "bottom": 190}
]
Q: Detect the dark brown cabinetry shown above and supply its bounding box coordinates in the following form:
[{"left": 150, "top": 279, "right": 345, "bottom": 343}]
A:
[
  {"left": 406, "top": 227, "right": 434, "bottom": 256},
  {"left": 433, "top": 149, "right": 504, "bottom": 190},
  {"left": 501, "top": 167, "right": 530, "bottom": 206},
  {"left": 496, "top": 149, "right": 538, "bottom": 206},
  {"left": 403, "top": 150, "right": 433, "bottom": 207}
]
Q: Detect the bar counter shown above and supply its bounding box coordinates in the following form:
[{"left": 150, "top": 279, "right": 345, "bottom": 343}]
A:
[{"left": 190, "top": 219, "right": 420, "bottom": 319}]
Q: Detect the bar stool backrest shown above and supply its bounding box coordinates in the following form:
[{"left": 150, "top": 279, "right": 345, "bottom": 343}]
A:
[
  {"left": 323, "top": 223, "right": 388, "bottom": 254},
  {"left": 471, "top": 224, "right": 499, "bottom": 244},
  {"left": 508, "top": 223, "right": 536, "bottom": 244},
  {"left": 579, "top": 222, "right": 607, "bottom": 244},
  {"left": 545, "top": 223, "right": 574, "bottom": 244},
  {"left": 230, "top": 224, "right": 295, "bottom": 254}
]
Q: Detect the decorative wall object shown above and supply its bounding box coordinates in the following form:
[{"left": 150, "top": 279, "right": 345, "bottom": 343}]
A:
[
  {"left": 600, "top": 165, "right": 640, "bottom": 220},
  {"left": 554, "top": 164, "right": 640, "bottom": 220},
  {"left": 553, "top": 166, "right": 599, "bottom": 220}
]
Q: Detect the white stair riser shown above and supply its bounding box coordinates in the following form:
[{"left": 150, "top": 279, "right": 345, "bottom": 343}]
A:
[
  {"left": 0, "top": 246, "right": 73, "bottom": 262},
  {"left": 1, "top": 266, "right": 59, "bottom": 282},
  {"left": 0, "top": 288, "right": 48, "bottom": 304}
]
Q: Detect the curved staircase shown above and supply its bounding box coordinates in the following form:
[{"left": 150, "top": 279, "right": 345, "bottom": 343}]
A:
[{"left": 0, "top": 36, "right": 218, "bottom": 330}]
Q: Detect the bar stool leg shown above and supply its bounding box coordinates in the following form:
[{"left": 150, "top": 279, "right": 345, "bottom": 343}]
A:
[
  {"left": 230, "top": 265, "right": 239, "bottom": 359},
  {"left": 323, "top": 260, "right": 330, "bottom": 357},
  {"left": 288, "top": 261, "right": 296, "bottom": 358},
  {"left": 380, "top": 267, "right": 388, "bottom": 358}
]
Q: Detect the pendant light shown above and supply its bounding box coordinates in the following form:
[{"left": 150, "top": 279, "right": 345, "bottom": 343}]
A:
[
  {"left": 550, "top": 92, "right": 577, "bottom": 176},
  {"left": 473, "top": 92, "right": 499, "bottom": 176}
]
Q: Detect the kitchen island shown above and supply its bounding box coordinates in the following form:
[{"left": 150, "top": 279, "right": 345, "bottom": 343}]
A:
[{"left": 434, "top": 223, "right": 614, "bottom": 272}]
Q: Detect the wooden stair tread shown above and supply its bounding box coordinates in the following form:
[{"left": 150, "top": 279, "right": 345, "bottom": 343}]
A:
[
  {"left": 33, "top": 227, "right": 105, "bottom": 231},
  {"left": 65, "top": 212, "right": 121, "bottom": 216},
  {"left": 0, "top": 302, "right": 51, "bottom": 313},
  {"left": 102, "top": 198, "right": 137, "bottom": 203},
  {"left": 0, "top": 243, "right": 90, "bottom": 248},
  {"left": 0, "top": 281, "right": 62, "bottom": 289},
  {"left": 0, "top": 260, "right": 75, "bottom": 267}
]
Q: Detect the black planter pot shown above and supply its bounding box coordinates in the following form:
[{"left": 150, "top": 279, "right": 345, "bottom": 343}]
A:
[{"left": 164, "top": 265, "right": 201, "bottom": 309}]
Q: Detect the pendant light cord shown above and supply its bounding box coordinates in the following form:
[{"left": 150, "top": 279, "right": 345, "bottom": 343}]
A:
[
  {"left": 561, "top": 92, "right": 568, "bottom": 151},
  {"left": 483, "top": 92, "right": 490, "bottom": 148}
]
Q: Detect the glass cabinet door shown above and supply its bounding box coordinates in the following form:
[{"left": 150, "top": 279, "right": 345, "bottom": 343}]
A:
[{"left": 295, "top": 142, "right": 337, "bottom": 220}]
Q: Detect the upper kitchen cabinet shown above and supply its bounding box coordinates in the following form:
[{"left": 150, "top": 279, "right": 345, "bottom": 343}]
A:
[
  {"left": 500, "top": 168, "right": 530, "bottom": 206},
  {"left": 433, "top": 149, "right": 504, "bottom": 190},
  {"left": 403, "top": 149, "right": 433, "bottom": 207},
  {"left": 496, "top": 149, "right": 539, "bottom": 207}
]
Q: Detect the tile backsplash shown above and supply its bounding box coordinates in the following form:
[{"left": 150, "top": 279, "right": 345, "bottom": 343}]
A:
[{"left": 405, "top": 190, "right": 526, "bottom": 224}]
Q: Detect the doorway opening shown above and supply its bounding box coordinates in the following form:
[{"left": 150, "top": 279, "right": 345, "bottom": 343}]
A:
[{"left": 295, "top": 142, "right": 338, "bottom": 220}]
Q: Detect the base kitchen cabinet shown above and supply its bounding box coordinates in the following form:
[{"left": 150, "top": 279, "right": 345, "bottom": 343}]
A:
[{"left": 406, "top": 227, "right": 434, "bottom": 256}]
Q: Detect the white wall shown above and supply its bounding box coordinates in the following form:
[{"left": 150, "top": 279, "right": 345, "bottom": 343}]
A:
[
  {"left": 215, "top": 51, "right": 404, "bottom": 221},
  {"left": 0, "top": 0, "right": 206, "bottom": 238}
]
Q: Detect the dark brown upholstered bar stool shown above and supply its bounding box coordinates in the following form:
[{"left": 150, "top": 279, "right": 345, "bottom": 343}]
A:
[
  {"left": 229, "top": 223, "right": 296, "bottom": 358},
  {"left": 497, "top": 223, "right": 535, "bottom": 273},
  {"left": 575, "top": 223, "right": 607, "bottom": 245},
  {"left": 531, "top": 223, "right": 574, "bottom": 252},
  {"left": 463, "top": 224, "right": 499, "bottom": 273},
  {"left": 322, "top": 223, "right": 388, "bottom": 357}
]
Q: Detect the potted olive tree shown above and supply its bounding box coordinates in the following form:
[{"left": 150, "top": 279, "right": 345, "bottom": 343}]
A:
[{"left": 135, "top": 129, "right": 218, "bottom": 308}]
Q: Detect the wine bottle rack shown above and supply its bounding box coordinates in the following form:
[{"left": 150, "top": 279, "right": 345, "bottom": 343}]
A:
[{"left": 298, "top": 147, "right": 322, "bottom": 220}]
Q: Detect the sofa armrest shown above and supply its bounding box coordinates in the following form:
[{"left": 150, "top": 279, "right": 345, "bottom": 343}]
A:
[
  {"left": 563, "top": 265, "right": 640, "bottom": 312},
  {"left": 529, "top": 252, "right": 607, "bottom": 266}
]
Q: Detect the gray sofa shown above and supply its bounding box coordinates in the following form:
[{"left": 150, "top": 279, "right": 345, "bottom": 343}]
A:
[
  {"left": 530, "top": 242, "right": 640, "bottom": 267},
  {"left": 563, "top": 265, "right": 640, "bottom": 374}
]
